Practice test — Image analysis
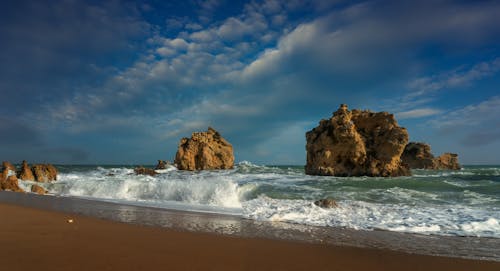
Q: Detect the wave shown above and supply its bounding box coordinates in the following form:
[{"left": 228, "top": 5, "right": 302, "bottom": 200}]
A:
[
  {"left": 16, "top": 164, "right": 500, "bottom": 238},
  {"left": 243, "top": 196, "right": 500, "bottom": 237}
]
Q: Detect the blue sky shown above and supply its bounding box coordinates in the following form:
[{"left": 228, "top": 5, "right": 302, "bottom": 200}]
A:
[{"left": 1, "top": 0, "right": 499, "bottom": 165}]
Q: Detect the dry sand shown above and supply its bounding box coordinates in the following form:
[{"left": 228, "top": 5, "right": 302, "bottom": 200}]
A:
[{"left": 1, "top": 203, "right": 499, "bottom": 271}]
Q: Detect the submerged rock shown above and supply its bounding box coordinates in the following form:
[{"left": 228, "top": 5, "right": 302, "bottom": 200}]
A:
[
  {"left": 31, "top": 184, "right": 47, "bottom": 195},
  {"left": 174, "top": 127, "right": 234, "bottom": 170},
  {"left": 134, "top": 166, "right": 157, "bottom": 176},
  {"left": 305, "top": 104, "right": 410, "bottom": 177},
  {"left": 154, "top": 160, "right": 169, "bottom": 170},
  {"left": 314, "top": 198, "right": 339, "bottom": 208},
  {"left": 32, "top": 164, "right": 58, "bottom": 182},
  {"left": 18, "top": 160, "right": 35, "bottom": 181},
  {"left": 402, "top": 142, "right": 461, "bottom": 170}
]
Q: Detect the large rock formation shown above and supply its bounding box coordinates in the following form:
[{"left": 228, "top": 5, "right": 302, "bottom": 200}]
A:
[
  {"left": 305, "top": 104, "right": 410, "bottom": 177},
  {"left": 402, "top": 142, "right": 461, "bottom": 170},
  {"left": 174, "top": 127, "right": 234, "bottom": 170}
]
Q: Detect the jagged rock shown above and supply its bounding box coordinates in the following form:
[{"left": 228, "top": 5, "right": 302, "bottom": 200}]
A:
[
  {"left": 434, "top": 153, "right": 461, "bottom": 170},
  {"left": 1, "top": 175, "right": 24, "bottom": 192},
  {"left": 155, "top": 160, "right": 169, "bottom": 170},
  {"left": 32, "top": 164, "right": 58, "bottom": 182},
  {"left": 305, "top": 104, "right": 410, "bottom": 177},
  {"left": 401, "top": 142, "right": 435, "bottom": 169},
  {"left": 18, "top": 160, "right": 35, "bottom": 181},
  {"left": 134, "top": 166, "right": 157, "bottom": 176},
  {"left": 402, "top": 142, "right": 461, "bottom": 170},
  {"left": 314, "top": 198, "right": 339, "bottom": 208},
  {"left": 174, "top": 127, "right": 234, "bottom": 170},
  {"left": 2, "top": 161, "right": 16, "bottom": 173},
  {"left": 31, "top": 184, "right": 47, "bottom": 195}
]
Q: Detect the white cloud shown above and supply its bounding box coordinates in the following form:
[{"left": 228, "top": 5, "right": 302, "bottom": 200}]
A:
[
  {"left": 397, "top": 108, "right": 442, "bottom": 119},
  {"left": 407, "top": 58, "right": 500, "bottom": 98}
]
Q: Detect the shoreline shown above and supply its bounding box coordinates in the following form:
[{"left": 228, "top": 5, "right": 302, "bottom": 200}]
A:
[
  {"left": 2, "top": 201, "right": 500, "bottom": 271},
  {"left": 1, "top": 191, "right": 500, "bottom": 263}
]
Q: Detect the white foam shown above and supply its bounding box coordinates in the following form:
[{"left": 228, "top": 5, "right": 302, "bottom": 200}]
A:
[
  {"left": 461, "top": 218, "right": 500, "bottom": 236},
  {"left": 242, "top": 196, "right": 500, "bottom": 237},
  {"left": 50, "top": 168, "right": 250, "bottom": 211}
]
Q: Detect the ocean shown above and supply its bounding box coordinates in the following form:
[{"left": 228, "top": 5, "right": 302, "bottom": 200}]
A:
[{"left": 17, "top": 162, "right": 500, "bottom": 238}]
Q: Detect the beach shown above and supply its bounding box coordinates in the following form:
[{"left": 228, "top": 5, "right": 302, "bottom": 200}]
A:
[{"left": 1, "top": 192, "right": 499, "bottom": 271}]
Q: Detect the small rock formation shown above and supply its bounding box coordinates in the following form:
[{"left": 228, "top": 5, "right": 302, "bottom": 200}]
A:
[
  {"left": 314, "top": 198, "right": 339, "bottom": 208},
  {"left": 2, "top": 161, "right": 16, "bottom": 172},
  {"left": 31, "top": 184, "right": 47, "bottom": 195},
  {"left": 1, "top": 175, "right": 23, "bottom": 192},
  {"left": 134, "top": 166, "right": 157, "bottom": 176},
  {"left": 155, "top": 160, "right": 169, "bottom": 170},
  {"left": 402, "top": 142, "right": 461, "bottom": 170},
  {"left": 401, "top": 142, "right": 435, "bottom": 169},
  {"left": 18, "top": 160, "right": 35, "bottom": 181},
  {"left": 174, "top": 127, "right": 234, "bottom": 170},
  {"left": 32, "top": 164, "right": 58, "bottom": 182},
  {"left": 434, "top": 153, "right": 461, "bottom": 170},
  {"left": 305, "top": 104, "right": 410, "bottom": 177}
]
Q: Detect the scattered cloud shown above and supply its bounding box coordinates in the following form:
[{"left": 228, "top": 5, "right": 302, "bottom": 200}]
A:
[{"left": 397, "top": 108, "right": 442, "bottom": 120}]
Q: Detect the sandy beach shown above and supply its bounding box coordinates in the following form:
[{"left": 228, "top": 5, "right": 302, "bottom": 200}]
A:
[{"left": 1, "top": 201, "right": 499, "bottom": 271}]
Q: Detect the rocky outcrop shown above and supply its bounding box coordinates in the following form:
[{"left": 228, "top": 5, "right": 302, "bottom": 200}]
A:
[
  {"left": 32, "top": 164, "right": 58, "bottom": 182},
  {"left": 402, "top": 142, "right": 461, "bottom": 170},
  {"left": 401, "top": 142, "right": 435, "bottom": 169},
  {"left": 155, "top": 160, "right": 169, "bottom": 170},
  {"left": 314, "top": 198, "right": 339, "bottom": 208},
  {"left": 2, "top": 161, "right": 16, "bottom": 172},
  {"left": 18, "top": 160, "right": 35, "bottom": 181},
  {"left": 305, "top": 104, "right": 410, "bottom": 177},
  {"left": 174, "top": 127, "right": 234, "bottom": 170},
  {"left": 31, "top": 184, "right": 47, "bottom": 195},
  {"left": 1, "top": 175, "right": 23, "bottom": 192},
  {"left": 434, "top": 153, "right": 461, "bottom": 170},
  {"left": 134, "top": 166, "right": 157, "bottom": 176}
]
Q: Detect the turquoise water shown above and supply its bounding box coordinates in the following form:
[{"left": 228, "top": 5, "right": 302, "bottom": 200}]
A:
[{"left": 17, "top": 163, "right": 500, "bottom": 237}]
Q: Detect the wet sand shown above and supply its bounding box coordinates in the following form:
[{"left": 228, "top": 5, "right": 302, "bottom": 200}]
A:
[{"left": 1, "top": 202, "right": 499, "bottom": 271}]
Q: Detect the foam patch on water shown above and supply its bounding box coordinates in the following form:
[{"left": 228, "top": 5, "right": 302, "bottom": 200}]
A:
[{"left": 242, "top": 196, "right": 500, "bottom": 237}]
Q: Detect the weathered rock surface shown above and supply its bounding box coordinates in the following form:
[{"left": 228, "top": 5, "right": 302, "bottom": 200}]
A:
[
  {"left": 155, "top": 160, "right": 169, "bottom": 170},
  {"left": 18, "top": 160, "right": 35, "bottom": 181},
  {"left": 401, "top": 142, "right": 435, "bottom": 169},
  {"left": 402, "top": 142, "right": 461, "bottom": 170},
  {"left": 1, "top": 175, "right": 23, "bottom": 192},
  {"left": 32, "top": 164, "right": 58, "bottom": 182},
  {"left": 31, "top": 184, "right": 47, "bottom": 195},
  {"left": 434, "top": 153, "right": 461, "bottom": 170},
  {"left": 305, "top": 104, "right": 410, "bottom": 177},
  {"left": 2, "top": 161, "right": 16, "bottom": 172},
  {"left": 174, "top": 127, "right": 234, "bottom": 170},
  {"left": 314, "top": 198, "right": 339, "bottom": 208},
  {"left": 134, "top": 167, "right": 157, "bottom": 176}
]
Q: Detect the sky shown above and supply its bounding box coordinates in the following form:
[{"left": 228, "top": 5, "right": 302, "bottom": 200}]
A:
[{"left": 0, "top": 0, "right": 499, "bottom": 165}]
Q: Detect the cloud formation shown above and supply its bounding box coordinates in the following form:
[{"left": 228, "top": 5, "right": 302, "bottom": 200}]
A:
[{"left": 1, "top": 0, "right": 500, "bottom": 164}]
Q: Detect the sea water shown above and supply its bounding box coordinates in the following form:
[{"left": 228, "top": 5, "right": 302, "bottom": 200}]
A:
[{"left": 17, "top": 162, "right": 500, "bottom": 238}]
